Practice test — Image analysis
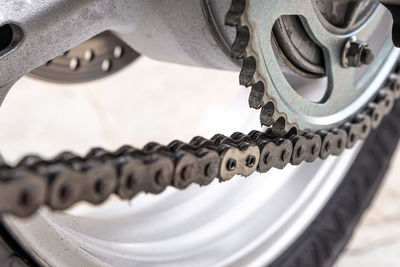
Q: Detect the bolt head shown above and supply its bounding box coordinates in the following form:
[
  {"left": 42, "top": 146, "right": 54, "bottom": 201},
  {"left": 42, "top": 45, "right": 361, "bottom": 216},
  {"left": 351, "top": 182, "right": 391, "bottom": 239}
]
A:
[
  {"left": 361, "top": 48, "right": 374, "bottom": 65},
  {"left": 343, "top": 38, "right": 374, "bottom": 68}
]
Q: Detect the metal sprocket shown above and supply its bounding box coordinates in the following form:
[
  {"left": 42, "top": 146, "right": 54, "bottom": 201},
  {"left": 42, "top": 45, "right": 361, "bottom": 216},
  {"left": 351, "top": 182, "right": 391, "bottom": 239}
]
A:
[{"left": 226, "top": 0, "right": 398, "bottom": 134}]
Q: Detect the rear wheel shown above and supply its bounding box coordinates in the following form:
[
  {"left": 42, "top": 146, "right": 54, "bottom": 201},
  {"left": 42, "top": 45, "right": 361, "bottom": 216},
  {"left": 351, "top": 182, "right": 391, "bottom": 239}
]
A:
[
  {"left": 0, "top": 58, "right": 398, "bottom": 266},
  {"left": 0, "top": 1, "right": 398, "bottom": 266},
  {"left": 0, "top": 93, "right": 399, "bottom": 267}
]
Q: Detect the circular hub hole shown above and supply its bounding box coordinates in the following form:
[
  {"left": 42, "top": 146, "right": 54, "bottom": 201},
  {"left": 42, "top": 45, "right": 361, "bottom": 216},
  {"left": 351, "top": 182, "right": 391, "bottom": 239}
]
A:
[{"left": 0, "top": 24, "right": 23, "bottom": 58}]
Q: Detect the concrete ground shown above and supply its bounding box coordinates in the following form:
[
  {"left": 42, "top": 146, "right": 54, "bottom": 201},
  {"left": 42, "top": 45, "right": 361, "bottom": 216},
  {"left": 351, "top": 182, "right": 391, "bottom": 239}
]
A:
[{"left": 1, "top": 57, "right": 399, "bottom": 265}]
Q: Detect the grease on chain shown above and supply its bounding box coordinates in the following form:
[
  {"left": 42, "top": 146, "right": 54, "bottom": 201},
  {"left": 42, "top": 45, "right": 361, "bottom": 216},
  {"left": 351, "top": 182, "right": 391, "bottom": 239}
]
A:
[{"left": 0, "top": 73, "right": 399, "bottom": 217}]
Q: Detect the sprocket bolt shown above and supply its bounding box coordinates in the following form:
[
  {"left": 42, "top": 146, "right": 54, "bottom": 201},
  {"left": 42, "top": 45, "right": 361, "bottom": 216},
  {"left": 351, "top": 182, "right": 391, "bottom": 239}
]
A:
[{"left": 342, "top": 37, "right": 374, "bottom": 68}]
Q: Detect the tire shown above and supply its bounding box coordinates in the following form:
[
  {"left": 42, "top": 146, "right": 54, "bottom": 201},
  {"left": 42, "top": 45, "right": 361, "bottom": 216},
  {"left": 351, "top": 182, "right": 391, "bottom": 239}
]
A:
[
  {"left": 271, "top": 101, "right": 400, "bottom": 266},
  {"left": 0, "top": 104, "right": 399, "bottom": 267}
]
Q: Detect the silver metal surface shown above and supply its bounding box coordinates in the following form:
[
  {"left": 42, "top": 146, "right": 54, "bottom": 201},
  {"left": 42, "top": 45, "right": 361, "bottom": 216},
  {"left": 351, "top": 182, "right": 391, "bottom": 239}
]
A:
[
  {"left": 241, "top": 1, "right": 399, "bottom": 131},
  {"left": 0, "top": 0, "right": 117, "bottom": 102},
  {"left": 29, "top": 32, "right": 140, "bottom": 83},
  {"left": 313, "top": 0, "right": 379, "bottom": 34},
  {"left": 0, "top": 0, "right": 239, "bottom": 104},
  {"left": 116, "top": 0, "right": 239, "bottom": 70}
]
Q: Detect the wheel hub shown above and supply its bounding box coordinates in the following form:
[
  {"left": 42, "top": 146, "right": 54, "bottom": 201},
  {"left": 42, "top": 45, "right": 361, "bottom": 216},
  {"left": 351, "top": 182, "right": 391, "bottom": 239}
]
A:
[
  {"left": 29, "top": 32, "right": 140, "bottom": 83},
  {"left": 315, "top": 0, "right": 379, "bottom": 33},
  {"left": 273, "top": 1, "right": 378, "bottom": 78}
]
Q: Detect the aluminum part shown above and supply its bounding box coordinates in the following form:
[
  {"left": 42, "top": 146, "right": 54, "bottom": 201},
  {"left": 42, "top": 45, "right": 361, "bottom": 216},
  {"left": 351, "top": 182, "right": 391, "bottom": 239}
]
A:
[
  {"left": 0, "top": 0, "right": 144, "bottom": 104},
  {"left": 115, "top": 0, "right": 239, "bottom": 70},
  {"left": 0, "top": 0, "right": 241, "bottom": 103},
  {"left": 29, "top": 32, "right": 140, "bottom": 83}
]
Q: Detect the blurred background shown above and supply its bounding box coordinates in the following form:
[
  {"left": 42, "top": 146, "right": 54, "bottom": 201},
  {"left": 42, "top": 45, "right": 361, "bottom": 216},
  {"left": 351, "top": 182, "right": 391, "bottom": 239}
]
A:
[{"left": 0, "top": 57, "right": 399, "bottom": 266}]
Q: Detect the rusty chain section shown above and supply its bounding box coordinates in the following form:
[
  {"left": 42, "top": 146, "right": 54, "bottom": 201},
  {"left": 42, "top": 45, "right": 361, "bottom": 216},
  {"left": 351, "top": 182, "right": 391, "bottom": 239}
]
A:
[{"left": 0, "top": 70, "right": 397, "bottom": 217}]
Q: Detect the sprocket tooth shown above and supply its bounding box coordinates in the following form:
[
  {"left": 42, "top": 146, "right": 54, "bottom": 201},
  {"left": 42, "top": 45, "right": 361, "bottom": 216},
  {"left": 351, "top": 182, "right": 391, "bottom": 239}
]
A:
[
  {"left": 231, "top": 26, "right": 250, "bottom": 59},
  {"left": 249, "top": 81, "right": 265, "bottom": 109},
  {"left": 225, "top": 0, "right": 246, "bottom": 26},
  {"left": 260, "top": 102, "right": 274, "bottom": 126},
  {"left": 271, "top": 117, "right": 287, "bottom": 137},
  {"left": 240, "top": 56, "right": 256, "bottom": 86}
]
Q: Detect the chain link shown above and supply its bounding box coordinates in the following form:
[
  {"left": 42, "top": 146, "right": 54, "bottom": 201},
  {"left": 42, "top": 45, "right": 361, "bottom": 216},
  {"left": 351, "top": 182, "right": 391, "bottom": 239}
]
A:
[{"left": 0, "top": 69, "right": 398, "bottom": 217}]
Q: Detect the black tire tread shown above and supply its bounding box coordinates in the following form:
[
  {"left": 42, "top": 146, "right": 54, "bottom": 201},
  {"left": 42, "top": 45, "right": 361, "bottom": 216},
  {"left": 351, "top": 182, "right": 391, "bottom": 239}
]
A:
[{"left": 271, "top": 101, "right": 400, "bottom": 267}]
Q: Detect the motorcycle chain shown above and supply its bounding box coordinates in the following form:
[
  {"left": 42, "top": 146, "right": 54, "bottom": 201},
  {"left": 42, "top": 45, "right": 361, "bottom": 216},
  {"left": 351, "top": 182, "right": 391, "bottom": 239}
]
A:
[
  {"left": 0, "top": 69, "right": 398, "bottom": 217},
  {"left": 2, "top": 0, "right": 400, "bottom": 218}
]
